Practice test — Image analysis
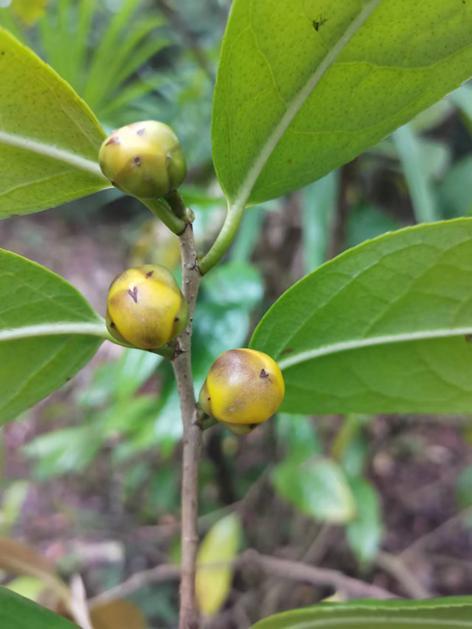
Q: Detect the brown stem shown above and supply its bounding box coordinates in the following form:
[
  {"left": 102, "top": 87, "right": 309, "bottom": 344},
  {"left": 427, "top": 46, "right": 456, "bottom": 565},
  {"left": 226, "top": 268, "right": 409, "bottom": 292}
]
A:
[{"left": 172, "top": 222, "right": 202, "bottom": 629}]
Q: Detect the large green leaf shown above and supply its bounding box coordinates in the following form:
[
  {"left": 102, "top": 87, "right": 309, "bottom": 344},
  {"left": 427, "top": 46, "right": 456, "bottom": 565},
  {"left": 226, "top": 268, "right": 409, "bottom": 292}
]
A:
[
  {"left": 0, "top": 27, "right": 108, "bottom": 217},
  {"left": 0, "top": 587, "right": 76, "bottom": 628},
  {"left": 251, "top": 597, "right": 472, "bottom": 629},
  {"left": 251, "top": 219, "right": 472, "bottom": 414},
  {"left": 213, "top": 0, "right": 472, "bottom": 210},
  {"left": 0, "top": 248, "right": 107, "bottom": 422}
]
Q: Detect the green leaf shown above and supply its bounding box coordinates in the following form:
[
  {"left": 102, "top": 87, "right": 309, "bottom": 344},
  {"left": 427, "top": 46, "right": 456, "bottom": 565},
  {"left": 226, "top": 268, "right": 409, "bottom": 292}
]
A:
[
  {"left": 0, "top": 27, "right": 108, "bottom": 217},
  {"left": 0, "top": 586, "right": 76, "bottom": 628},
  {"left": 438, "top": 156, "right": 472, "bottom": 218},
  {"left": 393, "top": 124, "right": 439, "bottom": 223},
  {"left": 273, "top": 457, "right": 355, "bottom": 524},
  {"left": 301, "top": 172, "right": 339, "bottom": 273},
  {"left": 346, "top": 205, "right": 400, "bottom": 248},
  {"left": 195, "top": 513, "right": 241, "bottom": 617},
  {"left": 251, "top": 597, "right": 472, "bottom": 629},
  {"left": 346, "top": 478, "right": 383, "bottom": 566},
  {"left": 0, "top": 248, "right": 106, "bottom": 423},
  {"left": 251, "top": 219, "right": 472, "bottom": 414},
  {"left": 213, "top": 0, "right": 472, "bottom": 210}
]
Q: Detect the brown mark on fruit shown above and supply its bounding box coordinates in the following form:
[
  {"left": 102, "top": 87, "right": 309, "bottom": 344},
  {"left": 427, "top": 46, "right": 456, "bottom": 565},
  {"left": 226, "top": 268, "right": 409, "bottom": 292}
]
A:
[
  {"left": 260, "top": 368, "right": 269, "bottom": 379},
  {"left": 136, "top": 127, "right": 146, "bottom": 136},
  {"left": 128, "top": 286, "right": 139, "bottom": 303},
  {"left": 105, "top": 136, "right": 119, "bottom": 146},
  {"left": 145, "top": 270, "right": 154, "bottom": 278},
  {"left": 133, "top": 156, "right": 142, "bottom": 166}
]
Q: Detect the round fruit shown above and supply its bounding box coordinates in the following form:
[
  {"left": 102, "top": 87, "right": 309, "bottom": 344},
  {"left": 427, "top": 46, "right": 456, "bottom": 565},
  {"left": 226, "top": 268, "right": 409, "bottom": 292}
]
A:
[
  {"left": 106, "top": 264, "right": 188, "bottom": 350},
  {"left": 99, "top": 121, "right": 186, "bottom": 199},
  {"left": 199, "top": 348, "right": 285, "bottom": 427}
]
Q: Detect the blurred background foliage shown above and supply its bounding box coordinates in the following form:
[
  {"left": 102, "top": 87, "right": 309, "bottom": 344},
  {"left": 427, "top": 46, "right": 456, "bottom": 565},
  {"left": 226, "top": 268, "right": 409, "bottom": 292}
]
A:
[{"left": 0, "top": 0, "right": 472, "bottom": 627}]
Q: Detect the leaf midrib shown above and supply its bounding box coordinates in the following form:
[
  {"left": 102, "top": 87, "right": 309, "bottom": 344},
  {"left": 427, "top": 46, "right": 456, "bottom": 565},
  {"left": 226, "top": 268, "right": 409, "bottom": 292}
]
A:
[
  {"left": 278, "top": 326, "right": 472, "bottom": 371},
  {"left": 228, "top": 0, "right": 382, "bottom": 213},
  {"left": 283, "top": 617, "right": 472, "bottom": 628},
  {"left": 0, "top": 130, "right": 107, "bottom": 181},
  {"left": 0, "top": 322, "right": 108, "bottom": 343}
]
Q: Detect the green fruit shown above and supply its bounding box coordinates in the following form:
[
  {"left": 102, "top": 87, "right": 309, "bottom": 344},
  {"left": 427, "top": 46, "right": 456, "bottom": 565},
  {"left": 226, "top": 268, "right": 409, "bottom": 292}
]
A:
[
  {"left": 99, "top": 121, "right": 186, "bottom": 199},
  {"left": 106, "top": 265, "right": 188, "bottom": 350}
]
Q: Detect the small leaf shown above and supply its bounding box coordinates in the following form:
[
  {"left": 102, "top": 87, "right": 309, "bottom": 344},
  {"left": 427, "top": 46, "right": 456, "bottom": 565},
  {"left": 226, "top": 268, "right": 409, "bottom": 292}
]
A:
[
  {"left": 346, "top": 478, "right": 383, "bottom": 566},
  {"left": 0, "top": 28, "right": 108, "bottom": 217},
  {"left": 195, "top": 513, "right": 241, "bottom": 617},
  {"left": 251, "top": 219, "right": 472, "bottom": 414},
  {"left": 251, "top": 596, "right": 472, "bottom": 629},
  {"left": 90, "top": 599, "right": 147, "bottom": 629},
  {"left": 0, "top": 587, "right": 76, "bottom": 629},
  {"left": 213, "top": 0, "right": 472, "bottom": 208},
  {"left": 0, "top": 248, "right": 106, "bottom": 423},
  {"left": 273, "top": 457, "right": 355, "bottom": 524}
]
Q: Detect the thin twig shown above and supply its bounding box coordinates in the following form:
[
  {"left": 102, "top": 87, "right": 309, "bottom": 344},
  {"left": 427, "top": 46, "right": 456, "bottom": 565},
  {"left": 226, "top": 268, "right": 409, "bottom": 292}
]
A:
[
  {"left": 245, "top": 550, "right": 397, "bottom": 600},
  {"left": 376, "top": 552, "right": 430, "bottom": 599},
  {"left": 88, "top": 564, "right": 180, "bottom": 607},
  {"left": 88, "top": 550, "right": 397, "bottom": 607},
  {"left": 172, "top": 222, "right": 202, "bottom": 629},
  {"left": 399, "top": 507, "right": 472, "bottom": 559}
]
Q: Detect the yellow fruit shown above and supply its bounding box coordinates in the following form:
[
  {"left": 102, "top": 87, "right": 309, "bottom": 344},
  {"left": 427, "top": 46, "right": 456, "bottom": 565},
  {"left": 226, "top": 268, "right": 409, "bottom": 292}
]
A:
[
  {"left": 99, "top": 121, "right": 186, "bottom": 199},
  {"left": 199, "top": 349, "right": 285, "bottom": 428},
  {"left": 106, "top": 265, "right": 188, "bottom": 350}
]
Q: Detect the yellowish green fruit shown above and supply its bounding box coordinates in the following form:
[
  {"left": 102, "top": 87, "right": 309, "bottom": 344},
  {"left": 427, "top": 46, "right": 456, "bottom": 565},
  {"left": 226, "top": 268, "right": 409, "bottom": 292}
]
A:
[
  {"left": 199, "top": 348, "right": 285, "bottom": 428},
  {"left": 99, "top": 121, "right": 186, "bottom": 199},
  {"left": 106, "top": 264, "right": 188, "bottom": 350}
]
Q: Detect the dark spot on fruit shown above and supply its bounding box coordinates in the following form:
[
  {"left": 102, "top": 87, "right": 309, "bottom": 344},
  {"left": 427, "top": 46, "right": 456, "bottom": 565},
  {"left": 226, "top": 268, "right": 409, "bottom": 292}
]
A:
[
  {"left": 109, "top": 321, "right": 116, "bottom": 328},
  {"left": 105, "top": 136, "right": 119, "bottom": 146},
  {"left": 260, "top": 368, "right": 269, "bottom": 379},
  {"left": 133, "top": 156, "right": 142, "bottom": 166},
  {"left": 174, "top": 317, "right": 180, "bottom": 322},
  {"left": 128, "top": 286, "right": 139, "bottom": 303},
  {"left": 145, "top": 270, "right": 154, "bottom": 278},
  {"left": 207, "top": 397, "right": 211, "bottom": 401},
  {"left": 137, "top": 127, "right": 146, "bottom": 136}
]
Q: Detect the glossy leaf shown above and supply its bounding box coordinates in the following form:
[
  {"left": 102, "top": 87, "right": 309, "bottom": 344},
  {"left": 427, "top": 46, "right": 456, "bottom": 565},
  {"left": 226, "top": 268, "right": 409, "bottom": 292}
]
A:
[
  {"left": 213, "top": 0, "right": 472, "bottom": 209},
  {"left": 251, "top": 596, "right": 472, "bottom": 629},
  {"left": 251, "top": 219, "right": 472, "bottom": 414},
  {"left": 0, "top": 587, "right": 75, "bottom": 629},
  {"left": 0, "top": 248, "right": 106, "bottom": 423},
  {"left": 195, "top": 513, "right": 241, "bottom": 617},
  {"left": 273, "top": 457, "right": 355, "bottom": 524},
  {"left": 0, "top": 27, "right": 108, "bottom": 217}
]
